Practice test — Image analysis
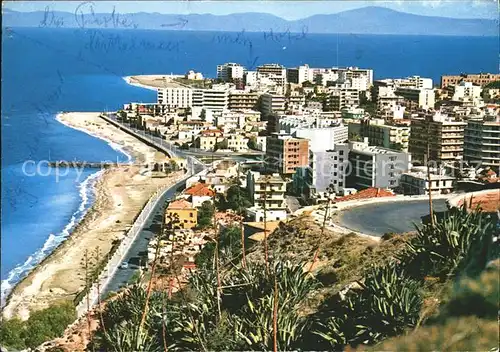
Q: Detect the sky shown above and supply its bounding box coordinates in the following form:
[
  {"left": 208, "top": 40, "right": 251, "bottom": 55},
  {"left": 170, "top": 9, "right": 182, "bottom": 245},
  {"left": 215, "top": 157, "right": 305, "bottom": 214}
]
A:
[{"left": 2, "top": 0, "right": 498, "bottom": 20}]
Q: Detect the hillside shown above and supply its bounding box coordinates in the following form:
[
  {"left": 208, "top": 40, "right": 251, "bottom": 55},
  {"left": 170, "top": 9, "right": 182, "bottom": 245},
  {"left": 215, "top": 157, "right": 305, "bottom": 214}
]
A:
[{"left": 2, "top": 7, "right": 497, "bottom": 36}]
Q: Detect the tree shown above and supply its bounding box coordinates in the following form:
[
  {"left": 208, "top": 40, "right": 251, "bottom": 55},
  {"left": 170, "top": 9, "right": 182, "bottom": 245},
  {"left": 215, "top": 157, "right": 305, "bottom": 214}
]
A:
[
  {"left": 195, "top": 226, "right": 241, "bottom": 268},
  {"left": 197, "top": 201, "right": 215, "bottom": 229},
  {"left": 117, "top": 110, "right": 127, "bottom": 121},
  {"left": 219, "top": 185, "right": 251, "bottom": 215},
  {"left": 214, "top": 139, "right": 228, "bottom": 152},
  {"left": 247, "top": 137, "right": 258, "bottom": 150}
]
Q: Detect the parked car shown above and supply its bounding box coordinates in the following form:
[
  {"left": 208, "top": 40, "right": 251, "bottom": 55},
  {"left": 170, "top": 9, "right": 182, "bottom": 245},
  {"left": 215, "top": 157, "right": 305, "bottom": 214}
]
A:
[{"left": 119, "top": 261, "right": 129, "bottom": 269}]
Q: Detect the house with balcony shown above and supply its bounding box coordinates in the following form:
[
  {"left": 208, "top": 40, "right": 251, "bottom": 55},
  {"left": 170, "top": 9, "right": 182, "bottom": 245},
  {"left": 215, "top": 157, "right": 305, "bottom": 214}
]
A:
[{"left": 246, "top": 171, "right": 287, "bottom": 221}]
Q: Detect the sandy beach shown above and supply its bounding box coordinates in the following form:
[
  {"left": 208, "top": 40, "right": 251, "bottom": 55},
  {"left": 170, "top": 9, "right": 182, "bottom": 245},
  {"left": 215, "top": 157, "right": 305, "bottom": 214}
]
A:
[
  {"left": 3, "top": 112, "right": 184, "bottom": 320},
  {"left": 124, "top": 74, "right": 186, "bottom": 89}
]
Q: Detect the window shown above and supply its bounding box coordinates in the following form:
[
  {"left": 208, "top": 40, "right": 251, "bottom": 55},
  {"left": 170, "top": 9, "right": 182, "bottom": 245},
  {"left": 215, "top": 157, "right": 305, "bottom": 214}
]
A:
[
  {"left": 338, "top": 181, "right": 343, "bottom": 186},
  {"left": 389, "top": 180, "right": 396, "bottom": 186},
  {"left": 190, "top": 212, "right": 193, "bottom": 218},
  {"left": 334, "top": 156, "right": 338, "bottom": 161},
  {"left": 339, "top": 150, "right": 344, "bottom": 155},
  {"left": 334, "top": 172, "right": 337, "bottom": 176}
]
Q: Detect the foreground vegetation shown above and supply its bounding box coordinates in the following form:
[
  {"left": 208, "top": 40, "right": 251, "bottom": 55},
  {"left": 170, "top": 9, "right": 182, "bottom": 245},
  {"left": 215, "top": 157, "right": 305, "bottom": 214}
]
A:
[
  {"left": 1, "top": 206, "right": 497, "bottom": 351},
  {"left": 1, "top": 301, "right": 76, "bottom": 350},
  {"left": 84, "top": 206, "right": 499, "bottom": 351}
]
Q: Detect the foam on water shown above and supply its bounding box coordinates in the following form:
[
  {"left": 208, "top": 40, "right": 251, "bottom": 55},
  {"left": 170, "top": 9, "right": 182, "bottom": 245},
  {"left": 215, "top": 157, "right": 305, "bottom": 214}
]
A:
[
  {"left": 0, "top": 169, "right": 104, "bottom": 306},
  {"left": 55, "top": 113, "right": 133, "bottom": 163}
]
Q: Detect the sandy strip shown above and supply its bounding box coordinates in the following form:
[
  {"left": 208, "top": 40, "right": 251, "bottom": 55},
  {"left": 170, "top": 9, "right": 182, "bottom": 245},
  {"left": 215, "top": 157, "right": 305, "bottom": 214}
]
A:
[
  {"left": 2, "top": 112, "right": 184, "bottom": 320},
  {"left": 123, "top": 76, "right": 158, "bottom": 91},
  {"left": 124, "top": 74, "right": 187, "bottom": 89}
]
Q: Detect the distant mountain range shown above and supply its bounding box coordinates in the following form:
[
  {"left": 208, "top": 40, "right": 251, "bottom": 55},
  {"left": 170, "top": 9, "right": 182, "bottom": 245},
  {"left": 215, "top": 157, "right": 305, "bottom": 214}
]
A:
[{"left": 2, "top": 6, "right": 497, "bottom": 36}]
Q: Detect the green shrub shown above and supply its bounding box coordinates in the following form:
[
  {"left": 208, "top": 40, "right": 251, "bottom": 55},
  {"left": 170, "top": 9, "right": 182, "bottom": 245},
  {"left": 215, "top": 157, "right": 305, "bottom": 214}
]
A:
[
  {"left": 24, "top": 301, "right": 76, "bottom": 349},
  {"left": 1, "top": 301, "right": 76, "bottom": 350},
  {"left": 0, "top": 317, "right": 26, "bottom": 350}
]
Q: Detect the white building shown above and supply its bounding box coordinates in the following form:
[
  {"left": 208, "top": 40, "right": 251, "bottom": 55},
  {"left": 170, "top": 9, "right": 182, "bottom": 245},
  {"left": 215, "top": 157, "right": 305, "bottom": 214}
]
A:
[
  {"left": 246, "top": 171, "right": 287, "bottom": 222},
  {"left": 328, "top": 87, "right": 360, "bottom": 111},
  {"left": 406, "top": 76, "right": 433, "bottom": 89},
  {"left": 395, "top": 87, "right": 435, "bottom": 110},
  {"left": 213, "top": 110, "right": 246, "bottom": 129},
  {"left": 257, "top": 64, "right": 287, "bottom": 87},
  {"left": 244, "top": 71, "right": 258, "bottom": 86},
  {"left": 464, "top": 116, "right": 500, "bottom": 170},
  {"left": 447, "top": 81, "right": 483, "bottom": 106},
  {"left": 287, "top": 64, "right": 314, "bottom": 84},
  {"left": 400, "top": 168, "right": 455, "bottom": 195},
  {"left": 192, "top": 84, "right": 231, "bottom": 111},
  {"left": 340, "top": 67, "right": 374, "bottom": 91},
  {"left": 226, "top": 134, "right": 250, "bottom": 152},
  {"left": 217, "top": 62, "right": 245, "bottom": 81},
  {"left": 185, "top": 70, "right": 204, "bottom": 80},
  {"left": 157, "top": 87, "right": 193, "bottom": 108},
  {"left": 294, "top": 125, "right": 348, "bottom": 152}
]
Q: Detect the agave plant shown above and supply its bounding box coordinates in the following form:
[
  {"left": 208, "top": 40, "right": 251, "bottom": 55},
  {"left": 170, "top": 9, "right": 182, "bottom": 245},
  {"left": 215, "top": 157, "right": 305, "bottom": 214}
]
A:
[
  {"left": 93, "top": 285, "right": 169, "bottom": 351},
  {"left": 401, "top": 206, "right": 496, "bottom": 279},
  {"left": 313, "top": 263, "right": 422, "bottom": 349},
  {"left": 228, "top": 261, "right": 319, "bottom": 351}
]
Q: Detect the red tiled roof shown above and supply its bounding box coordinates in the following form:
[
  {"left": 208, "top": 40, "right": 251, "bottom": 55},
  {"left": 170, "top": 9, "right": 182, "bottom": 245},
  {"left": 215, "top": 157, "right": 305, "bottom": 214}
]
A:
[
  {"left": 336, "top": 188, "right": 395, "bottom": 202},
  {"left": 185, "top": 183, "right": 215, "bottom": 197},
  {"left": 167, "top": 199, "right": 194, "bottom": 209}
]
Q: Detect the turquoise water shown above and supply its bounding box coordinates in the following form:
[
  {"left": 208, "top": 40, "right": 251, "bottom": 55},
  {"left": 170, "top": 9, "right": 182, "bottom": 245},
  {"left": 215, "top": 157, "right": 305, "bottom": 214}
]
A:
[{"left": 1, "top": 27, "right": 497, "bottom": 300}]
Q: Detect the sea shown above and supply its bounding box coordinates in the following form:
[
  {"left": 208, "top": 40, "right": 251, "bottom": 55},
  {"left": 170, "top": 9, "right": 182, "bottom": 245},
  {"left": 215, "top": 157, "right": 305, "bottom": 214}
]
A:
[{"left": 1, "top": 27, "right": 497, "bottom": 302}]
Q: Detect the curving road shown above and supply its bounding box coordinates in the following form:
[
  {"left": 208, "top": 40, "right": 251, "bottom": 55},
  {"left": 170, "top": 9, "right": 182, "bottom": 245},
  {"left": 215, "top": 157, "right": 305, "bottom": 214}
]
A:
[{"left": 338, "top": 199, "right": 449, "bottom": 236}]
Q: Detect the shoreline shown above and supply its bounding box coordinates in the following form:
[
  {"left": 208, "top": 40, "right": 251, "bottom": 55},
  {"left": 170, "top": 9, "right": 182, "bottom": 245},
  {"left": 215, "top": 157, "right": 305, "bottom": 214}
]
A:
[
  {"left": 0, "top": 169, "right": 104, "bottom": 307},
  {"left": 123, "top": 75, "right": 159, "bottom": 91},
  {"left": 2, "top": 112, "right": 182, "bottom": 320},
  {"left": 56, "top": 113, "right": 134, "bottom": 163}
]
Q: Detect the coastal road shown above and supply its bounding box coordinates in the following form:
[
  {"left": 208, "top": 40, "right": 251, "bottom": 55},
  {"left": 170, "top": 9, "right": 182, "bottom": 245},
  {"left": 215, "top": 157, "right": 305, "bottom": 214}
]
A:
[
  {"left": 338, "top": 199, "right": 449, "bottom": 236},
  {"left": 102, "top": 177, "right": 187, "bottom": 296},
  {"left": 105, "top": 113, "right": 264, "bottom": 159}
]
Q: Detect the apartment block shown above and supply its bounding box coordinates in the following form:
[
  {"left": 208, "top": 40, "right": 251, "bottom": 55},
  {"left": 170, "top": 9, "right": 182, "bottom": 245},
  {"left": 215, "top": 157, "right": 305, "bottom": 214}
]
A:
[
  {"left": 217, "top": 62, "right": 245, "bottom": 82},
  {"left": 157, "top": 87, "right": 193, "bottom": 108},
  {"left": 228, "top": 91, "right": 260, "bottom": 110},
  {"left": 395, "top": 87, "right": 435, "bottom": 110},
  {"left": 409, "top": 112, "right": 467, "bottom": 165},
  {"left": 287, "top": 64, "right": 314, "bottom": 84},
  {"left": 441, "top": 73, "right": 500, "bottom": 88},
  {"left": 346, "top": 140, "right": 411, "bottom": 190},
  {"left": 260, "top": 93, "right": 286, "bottom": 115},
  {"left": 464, "top": 117, "right": 500, "bottom": 171},
  {"left": 327, "top": 88, "right": 360, "bottom": 111},
  {"left": 340, "top": 67, "right": 374, "bottom": 91},
  {"left": 192, "top": 84, "right": 231, "bottom": 111},
  {"left": 348, "top": 119, "right": 410, "bottom": 152},
  {"left": 444, "top": 81, "right": 483, "bottom": 106},
  {"left": 257, "top": 64, "right": 287, "bottom": 86},
  {"left": 266, "top": 132, "right": 309, "bottom": 176},
  {"left": 293, "top": 143, "right": 351, "bottom": 198},
  {"left": 246, "top": 171, "right": 287, "bottom": 221},
  {"left": 294, "top": 125, "right": 348, "bottom": 152}
]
